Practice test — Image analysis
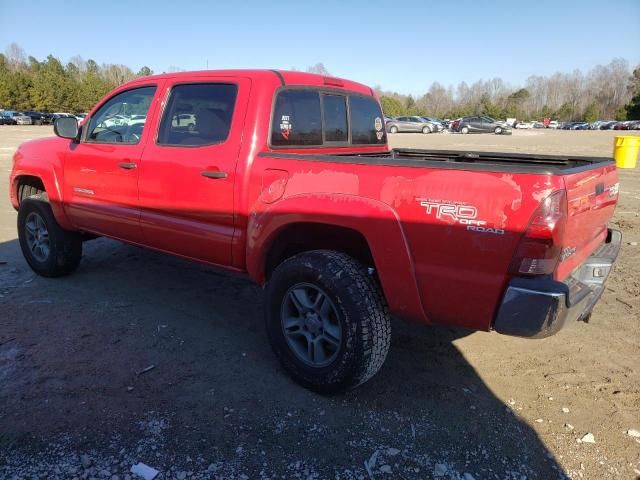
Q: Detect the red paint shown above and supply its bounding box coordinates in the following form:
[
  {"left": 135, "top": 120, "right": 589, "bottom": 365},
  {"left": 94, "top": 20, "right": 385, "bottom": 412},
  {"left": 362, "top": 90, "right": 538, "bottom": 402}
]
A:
[{"left": 9, "top": 70, "right": 618, "bottom": 333}]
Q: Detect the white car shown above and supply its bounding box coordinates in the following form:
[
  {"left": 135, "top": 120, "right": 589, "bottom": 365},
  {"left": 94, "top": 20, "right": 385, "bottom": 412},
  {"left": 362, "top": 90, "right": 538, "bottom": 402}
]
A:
[
  {"left": 548, "top": 121, "right": 559, "bottom": 129},
  {"left": 515, "top": 122, "right": 533, "bottom": 129}
]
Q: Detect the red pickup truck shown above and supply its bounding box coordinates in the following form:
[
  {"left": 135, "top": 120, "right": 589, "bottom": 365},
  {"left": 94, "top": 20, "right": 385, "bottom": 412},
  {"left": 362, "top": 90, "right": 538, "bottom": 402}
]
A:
[{"left": 9, "top": 70, "right": 621, "bottom": 392}]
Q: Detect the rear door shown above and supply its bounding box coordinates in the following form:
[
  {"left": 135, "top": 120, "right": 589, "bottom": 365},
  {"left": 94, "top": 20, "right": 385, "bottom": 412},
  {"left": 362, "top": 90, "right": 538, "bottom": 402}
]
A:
[
  {"left": 62, "top": 84, "right": 161, "bottom": 242},
  {"left": 137, "top": 77, "right": 250, "bottom": 266}
]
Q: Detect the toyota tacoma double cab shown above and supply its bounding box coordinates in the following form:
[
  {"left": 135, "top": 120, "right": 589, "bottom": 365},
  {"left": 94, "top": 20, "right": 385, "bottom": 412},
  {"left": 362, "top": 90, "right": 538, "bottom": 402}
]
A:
[{"left": 9, "top": 70, "right": 621, "bottom": 392}]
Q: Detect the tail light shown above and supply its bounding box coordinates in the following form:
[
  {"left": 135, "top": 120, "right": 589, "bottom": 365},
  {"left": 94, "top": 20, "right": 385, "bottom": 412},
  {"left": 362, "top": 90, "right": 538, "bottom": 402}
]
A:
[{"left": 510, "top": 190, "right": 567, "bottom": 276}]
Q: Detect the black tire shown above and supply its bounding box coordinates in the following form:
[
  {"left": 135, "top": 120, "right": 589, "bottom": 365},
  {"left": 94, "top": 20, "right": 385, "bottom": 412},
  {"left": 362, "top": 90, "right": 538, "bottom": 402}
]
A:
[
  {"left": 265, "top": 250, "right": 391, "bottom": 393},
  {"left": 461, "top": 126, "right": 469, "bottom": 134},
  {"left": 389, "top": 126, "right": 398, "bottom": 134},
  {"left": 17, "top": 193, "right": 82, "bottom": 277}
]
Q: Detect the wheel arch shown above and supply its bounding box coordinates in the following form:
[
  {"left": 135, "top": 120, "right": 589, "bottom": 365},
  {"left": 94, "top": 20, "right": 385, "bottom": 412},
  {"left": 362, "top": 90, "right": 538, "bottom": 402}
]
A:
[
  {"left": 247, "top": 194, "right": 428, "bottom": 323},
  {"left": 12, "top": 172, "right": 74, "bottom": 230}
]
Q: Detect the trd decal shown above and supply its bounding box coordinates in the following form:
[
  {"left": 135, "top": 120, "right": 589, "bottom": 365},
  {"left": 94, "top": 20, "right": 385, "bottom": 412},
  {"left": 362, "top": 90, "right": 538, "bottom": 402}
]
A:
[{"left": 417, "top": 198, "right": 505, "bottom": 235}]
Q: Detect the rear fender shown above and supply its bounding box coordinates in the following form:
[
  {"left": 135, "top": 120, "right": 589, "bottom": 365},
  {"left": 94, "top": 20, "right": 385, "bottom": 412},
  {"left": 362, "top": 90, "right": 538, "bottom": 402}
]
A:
[{"left": 246, "top": 194, "right": 427, "bottom": 323}]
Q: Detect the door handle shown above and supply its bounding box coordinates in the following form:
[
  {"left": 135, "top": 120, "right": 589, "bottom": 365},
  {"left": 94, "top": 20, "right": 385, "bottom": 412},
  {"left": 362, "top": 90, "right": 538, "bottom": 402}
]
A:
[
  {"left": 118, "top": 162, "right": 137, "bottom": 170},
  {"left": 201, "top": 171, "right": 228, "bottom": 179}
]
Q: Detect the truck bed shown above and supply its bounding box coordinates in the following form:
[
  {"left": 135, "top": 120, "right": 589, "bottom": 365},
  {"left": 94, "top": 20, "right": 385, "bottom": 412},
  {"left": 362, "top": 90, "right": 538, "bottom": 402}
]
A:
[{"left": 260, "top": 148, "right": 614, "bottom": 175}]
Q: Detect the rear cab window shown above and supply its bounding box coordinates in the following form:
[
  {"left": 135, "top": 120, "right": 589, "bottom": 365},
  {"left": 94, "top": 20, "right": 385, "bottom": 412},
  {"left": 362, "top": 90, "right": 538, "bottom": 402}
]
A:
[{"left": 270, "top": 88, "right": 386, "bottom": 148}]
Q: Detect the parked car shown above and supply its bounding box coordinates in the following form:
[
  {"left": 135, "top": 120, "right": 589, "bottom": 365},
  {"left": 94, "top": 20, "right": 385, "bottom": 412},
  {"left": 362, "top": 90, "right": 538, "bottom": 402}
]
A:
[
  {"left": 23, "top": 111, "right": 51, "bottom": 125},
  {"left": 449, "top": 118, "right": 461, "bottom": 131},
  {"left": 515, "top": 121, "right": 533, "bottom": 129},
  {"left": 532, "top": 122, "right": 546, "bottom": 128},
  {"left": 2, "top": 111, "right": 33, "bottom": 125},
  {"left": 421, "top": 116, "right": 446, "bottom": 127},
  {"left": 571, "top": 122, "right": 590, "bottom": 130},
  {"left": 599, "top": 121, "right": 618, "bottom": 130},
  {"left": 613, "top": 121, "right": 635, "bottom": 130},
  {"left": 50, "top": 113, "right": 77, "bottom": 124},
  {"left": 0, "top": 114, "right": 17, "bottom": 125},
  {"left": 74, "top": 113, "right": 88, "bottom": 123},
  {"left": 386, "top": 116, "right": 438, "bottom": 134},
  {"left": 11, "top": 69, "right": 621, "bottom": 393},
  {"left": 457, "top": 116, "right": 511, "bottom": 134},
  {"left": 547, "top": 121, "right": 559, "bottom": 129}
]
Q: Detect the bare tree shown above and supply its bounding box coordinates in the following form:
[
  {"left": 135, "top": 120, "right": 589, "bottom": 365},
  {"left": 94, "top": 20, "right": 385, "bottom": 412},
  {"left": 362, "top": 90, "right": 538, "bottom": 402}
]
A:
[{"left": 306, "top": 63, "right": 330, "bottom": 75}]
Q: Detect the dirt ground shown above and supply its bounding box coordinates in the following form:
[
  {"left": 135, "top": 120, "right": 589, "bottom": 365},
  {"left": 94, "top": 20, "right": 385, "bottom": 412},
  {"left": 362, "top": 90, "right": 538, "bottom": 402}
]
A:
[{"left": 0, "top": 127, "right": 638, "bottom": 480}]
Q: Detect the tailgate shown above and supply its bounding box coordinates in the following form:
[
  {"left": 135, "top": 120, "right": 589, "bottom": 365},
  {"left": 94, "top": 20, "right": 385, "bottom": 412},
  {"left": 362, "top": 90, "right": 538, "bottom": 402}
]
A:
[{"left": 557, "top": 162, "right": 618, "bottom": 280}]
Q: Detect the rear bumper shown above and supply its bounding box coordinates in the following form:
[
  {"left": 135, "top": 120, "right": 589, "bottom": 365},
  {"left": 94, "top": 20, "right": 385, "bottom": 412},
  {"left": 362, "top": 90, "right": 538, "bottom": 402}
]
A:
[{"left": 493, "top": 229, "right": 621, "bottom": 338}]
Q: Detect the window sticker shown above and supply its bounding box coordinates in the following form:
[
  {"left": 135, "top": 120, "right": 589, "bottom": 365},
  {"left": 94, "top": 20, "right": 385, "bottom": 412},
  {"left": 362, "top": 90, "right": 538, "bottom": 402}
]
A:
[
  {"left": 375, "top": 117, "right": 384, "bottom": 139},
  {"left": 280, "top": 115, "right": 292, "bottom": 140}
]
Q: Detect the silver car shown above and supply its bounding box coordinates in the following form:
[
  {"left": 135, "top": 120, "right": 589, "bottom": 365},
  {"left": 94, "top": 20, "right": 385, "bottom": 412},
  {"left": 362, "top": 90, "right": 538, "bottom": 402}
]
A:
[
  {"left": 3, "top": 111, "right": 32, "bottom": 125},
  {"left": 386, "top": 116, "right": 439, "bottom": 134}
]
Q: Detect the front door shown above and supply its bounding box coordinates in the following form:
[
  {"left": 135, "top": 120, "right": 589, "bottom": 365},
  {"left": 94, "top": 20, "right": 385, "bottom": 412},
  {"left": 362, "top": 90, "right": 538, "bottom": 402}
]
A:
[
  {"left": 137, "top": 78, "right": 251, "bottom": 266},
  {"left": 63, "top": 85, "right": 161, "bottom": 243}
]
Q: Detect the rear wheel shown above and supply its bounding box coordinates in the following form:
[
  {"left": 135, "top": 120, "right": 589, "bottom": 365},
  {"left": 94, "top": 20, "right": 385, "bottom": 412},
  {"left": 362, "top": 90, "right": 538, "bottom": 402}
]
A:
[
  {"left": 265, "top": 250, "right": 391, "bottom": 393},
  {"left": 18, "top": 193, "right": 82, "bottom": 277},
  {"left": 389, "top": 126, "right": 398, "bottom": 134},
  {"left": 461, "top": 126, "right": 469, "bottom": 134},
  {"left": 422, "top": 125, "right": 432, "bottom": 134}
]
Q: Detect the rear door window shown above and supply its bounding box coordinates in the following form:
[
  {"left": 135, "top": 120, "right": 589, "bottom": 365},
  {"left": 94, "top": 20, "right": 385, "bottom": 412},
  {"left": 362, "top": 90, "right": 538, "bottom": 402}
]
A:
[
  {"left": 322, "top": 94, "right": 347, "bottom": 142},
  {"left": 271, "top": 90, "right": 322, "bottom": 146},
  {"left": 157, "top": 83, "right": 237, "bottom": 146},
  {"left": 350, "top": 96, "right": 386, "bottom": 145}
]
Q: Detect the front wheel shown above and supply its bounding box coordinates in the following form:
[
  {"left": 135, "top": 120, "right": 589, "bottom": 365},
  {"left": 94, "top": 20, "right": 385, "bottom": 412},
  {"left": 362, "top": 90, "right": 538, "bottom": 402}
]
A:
[
  {"left": 495, "top": 126, "right": 502, "bottom": 134},
  {"left": 389, "top": 126, "right": 398, "bottom": 134},
  {"left": 265, "top": 250, "right": 391, "bottom": 393},
  {"left": 461, "top": 126, "right": 469, "bottom": 134},
  {"left": 18, "top": 194, "right": 82, "bottom": 277}
]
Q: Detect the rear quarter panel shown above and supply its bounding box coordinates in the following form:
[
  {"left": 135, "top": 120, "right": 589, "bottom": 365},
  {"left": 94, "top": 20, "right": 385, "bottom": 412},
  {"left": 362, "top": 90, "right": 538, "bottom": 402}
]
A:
[{"left": 245, "top": 153, "right": 561, "bottom": 331}]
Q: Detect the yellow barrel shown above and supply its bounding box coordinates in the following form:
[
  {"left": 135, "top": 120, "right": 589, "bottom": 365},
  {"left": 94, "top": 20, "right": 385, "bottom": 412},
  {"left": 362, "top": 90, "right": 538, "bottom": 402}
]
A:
[{"left": 613, "top": 135, "right": 640, "bottom": 169}]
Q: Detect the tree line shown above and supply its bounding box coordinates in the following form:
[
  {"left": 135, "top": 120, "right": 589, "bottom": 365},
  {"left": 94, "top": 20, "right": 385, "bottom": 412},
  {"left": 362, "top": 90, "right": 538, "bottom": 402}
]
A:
[
  {"left": 0, "top": 43, "right": 153, "bottom": 112},
  {"left": 377, "top": 58, "right": 640, "bottom": 122},
  {"left": 1, "top": 43, "right": 638, "bottom": 121}
]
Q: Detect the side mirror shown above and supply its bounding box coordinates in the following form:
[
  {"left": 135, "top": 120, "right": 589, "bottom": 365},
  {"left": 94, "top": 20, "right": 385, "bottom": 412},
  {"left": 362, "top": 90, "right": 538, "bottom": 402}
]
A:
[{"left": 54, "top": 117, "right": 79, "bottom": 140}]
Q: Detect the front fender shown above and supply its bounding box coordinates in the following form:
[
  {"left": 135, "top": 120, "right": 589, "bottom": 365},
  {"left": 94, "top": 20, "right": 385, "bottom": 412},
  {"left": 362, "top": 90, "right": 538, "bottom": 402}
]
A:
[
  {"left": 246, "top": 193, "right": 428, "bottom": 323},
  {"left": 10, "top": 139, "right": 73, "bottom": 230}
]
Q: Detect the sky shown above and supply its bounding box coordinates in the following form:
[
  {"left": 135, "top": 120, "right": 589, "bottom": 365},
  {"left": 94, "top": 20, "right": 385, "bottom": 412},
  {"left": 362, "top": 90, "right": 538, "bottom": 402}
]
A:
[{"left": 1, "top": 0, "right": 639, "bottom": 96}]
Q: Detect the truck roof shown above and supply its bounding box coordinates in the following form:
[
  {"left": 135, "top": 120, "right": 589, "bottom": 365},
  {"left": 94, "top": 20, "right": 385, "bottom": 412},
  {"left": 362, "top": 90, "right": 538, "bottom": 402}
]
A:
[{"left": 122, "top": 69, "right": 375, "bottom": 96}]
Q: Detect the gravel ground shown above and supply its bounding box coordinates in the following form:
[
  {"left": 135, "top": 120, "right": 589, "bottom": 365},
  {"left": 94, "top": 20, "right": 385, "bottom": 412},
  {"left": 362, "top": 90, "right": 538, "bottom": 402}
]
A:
[{"left": 0, "top": 127, "right": 639, "bottom": 479}]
